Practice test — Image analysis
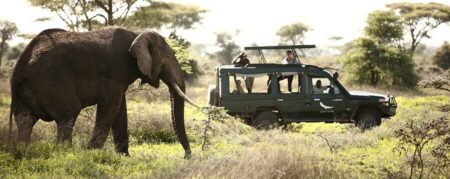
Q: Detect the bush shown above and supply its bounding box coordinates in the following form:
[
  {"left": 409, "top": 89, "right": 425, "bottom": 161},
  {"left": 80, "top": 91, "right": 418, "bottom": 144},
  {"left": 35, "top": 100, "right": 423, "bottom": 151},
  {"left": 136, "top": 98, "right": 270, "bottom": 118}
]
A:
[
  {"left": 433, "top": 41, "right": 450, "bottom": 70},
  {"left": 342, "top": 38, "right": 418, "bottom": 87}
]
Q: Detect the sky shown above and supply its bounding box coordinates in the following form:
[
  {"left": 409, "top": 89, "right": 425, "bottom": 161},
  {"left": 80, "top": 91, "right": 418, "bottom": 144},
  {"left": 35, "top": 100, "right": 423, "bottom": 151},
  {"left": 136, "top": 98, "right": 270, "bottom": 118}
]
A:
[{"left": 1, "top": 0, "right": 449, "bottom": 51}]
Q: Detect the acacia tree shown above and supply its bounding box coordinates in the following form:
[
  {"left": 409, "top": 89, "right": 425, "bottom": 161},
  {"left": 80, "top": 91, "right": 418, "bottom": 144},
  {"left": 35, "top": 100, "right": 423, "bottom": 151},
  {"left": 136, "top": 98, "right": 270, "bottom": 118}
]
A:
[
  {"left": 0, "top": 20, "right": 17, "bottom": 69},
  {"left": 276, "top": 22, "right": 310, "bottom": 45},
  {"left": 387, "top": 2, "right": 450, "bottom": 57},
  {"left": 29, "top": 0, "right": 205, "bottom": 32},
  {"left": 364, "top": 11, "right": 403, "bottom": 45},
  {"left": 213, "top": 31, "right": 240, "bottom": 64},
  {"left": 342, "top": 11, "right": 417, "bottom": 87},
  {"left": 125, "top": 1, "right": 206, "bottom": 32}
]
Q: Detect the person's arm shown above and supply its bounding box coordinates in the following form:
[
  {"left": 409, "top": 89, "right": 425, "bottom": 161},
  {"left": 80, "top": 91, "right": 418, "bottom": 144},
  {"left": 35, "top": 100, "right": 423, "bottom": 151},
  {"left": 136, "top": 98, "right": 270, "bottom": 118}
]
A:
[{"left": 232, "top": 57, "right": 239, "bottom": 64}]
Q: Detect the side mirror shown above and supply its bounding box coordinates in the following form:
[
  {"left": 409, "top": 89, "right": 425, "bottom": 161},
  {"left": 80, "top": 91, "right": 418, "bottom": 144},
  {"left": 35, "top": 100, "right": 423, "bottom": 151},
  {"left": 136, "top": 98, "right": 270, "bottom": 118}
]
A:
[{"left": 333, "top": 72, "right": 339, "bottom": 79}]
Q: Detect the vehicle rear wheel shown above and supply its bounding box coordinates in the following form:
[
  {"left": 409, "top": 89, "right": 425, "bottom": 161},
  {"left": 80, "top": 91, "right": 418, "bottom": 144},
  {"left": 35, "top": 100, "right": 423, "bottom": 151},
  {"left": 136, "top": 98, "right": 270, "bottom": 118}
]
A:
[
  {"left": 355, "top": 109, "right": 381, "bottom": 131},
  {"left": 253, "top": 111, "right": 280, "bottom": 130}
]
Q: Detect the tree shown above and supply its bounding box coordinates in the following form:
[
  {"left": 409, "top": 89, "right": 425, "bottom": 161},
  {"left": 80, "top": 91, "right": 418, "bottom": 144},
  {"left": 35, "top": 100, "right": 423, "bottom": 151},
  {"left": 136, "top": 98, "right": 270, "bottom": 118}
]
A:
[
  {"left": 6, "top": 43, "right": 26, "bottom": 60},
  {"left": 364, "top": 11, "right": 403, "bottom": 44},
  {"left": 166, "top": 33, "right": 202, "bottom": 82},
  {"left": 29, "top": 0, "right": 205, "bottom": 32},
  {"left": 395, "top": 116, "right": 449, "bottom": 179},
  {"left": 342, "top": 38, "right": 417, "bottom": 87},
  {"left": 0, "top": 20, "right": 17, "bottom": 69},
  {"left": 342, "top": 10, "right": 418, "bottom": 87},
  {"left": 387, "top": 2, "right": 450, "bottom": 57},
  {"left": 125, "top": 1, "right": 206, "bottom": 31},
  {"left": 213, "top": 31, "right": 240, "bottom": 64},
  {"left": 276, "top": 22, "right": 310, "bottom": 45},
  {"left": 433, "top": 41, "right": 450, "bottom": 70}
]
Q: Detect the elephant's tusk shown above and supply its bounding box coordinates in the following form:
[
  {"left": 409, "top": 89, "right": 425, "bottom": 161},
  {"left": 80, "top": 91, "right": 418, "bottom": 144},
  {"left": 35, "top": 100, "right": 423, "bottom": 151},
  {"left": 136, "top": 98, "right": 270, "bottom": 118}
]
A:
[{"left": 172, "top": 83, "right": 200, "bottom": 109}]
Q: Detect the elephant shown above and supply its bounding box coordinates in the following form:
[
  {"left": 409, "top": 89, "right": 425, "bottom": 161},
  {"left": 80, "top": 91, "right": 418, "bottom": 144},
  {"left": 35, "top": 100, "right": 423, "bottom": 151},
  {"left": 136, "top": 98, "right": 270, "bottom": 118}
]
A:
[{"left": 8, "top": 27, "right": 198, "bottom": 158}]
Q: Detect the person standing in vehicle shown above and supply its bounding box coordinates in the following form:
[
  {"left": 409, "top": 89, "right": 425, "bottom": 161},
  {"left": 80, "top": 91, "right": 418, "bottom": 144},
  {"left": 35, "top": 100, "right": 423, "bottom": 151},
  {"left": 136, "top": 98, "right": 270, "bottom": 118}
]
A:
[
  {"left": 279, "top": 50, "right": 300, "bottom": 93},
  {"left": 232, "top": 52, "right": 250, "bottom": 66},
  {"left": 232, "top": 52, "right": 253, "bottom": 93}
]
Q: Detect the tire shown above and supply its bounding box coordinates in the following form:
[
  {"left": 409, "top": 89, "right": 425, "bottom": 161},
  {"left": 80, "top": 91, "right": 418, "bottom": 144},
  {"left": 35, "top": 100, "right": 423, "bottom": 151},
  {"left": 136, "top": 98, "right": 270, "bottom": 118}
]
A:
[
  {"left": 207, "top": 85, "right": 218, "bottom": 106},
  {"left": 253, "top": 111, "right": 281, "bottom": 130},
  {"left": 355, "top": 109, "right": 381, "bottom": 131}
]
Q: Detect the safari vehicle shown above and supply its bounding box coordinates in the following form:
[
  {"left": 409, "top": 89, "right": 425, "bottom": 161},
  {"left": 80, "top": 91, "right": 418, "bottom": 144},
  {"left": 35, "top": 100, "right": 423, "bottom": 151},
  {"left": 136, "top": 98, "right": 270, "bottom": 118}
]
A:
[{"left": 207, "top": 45, "right": 397, "bottom": 130}]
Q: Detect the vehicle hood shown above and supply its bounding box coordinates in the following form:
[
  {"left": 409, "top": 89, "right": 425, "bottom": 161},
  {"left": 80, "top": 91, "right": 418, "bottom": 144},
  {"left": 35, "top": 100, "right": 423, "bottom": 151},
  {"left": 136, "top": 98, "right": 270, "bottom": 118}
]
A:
[{"left": 349, "top": 91, "right": 388, "bottom": 100}]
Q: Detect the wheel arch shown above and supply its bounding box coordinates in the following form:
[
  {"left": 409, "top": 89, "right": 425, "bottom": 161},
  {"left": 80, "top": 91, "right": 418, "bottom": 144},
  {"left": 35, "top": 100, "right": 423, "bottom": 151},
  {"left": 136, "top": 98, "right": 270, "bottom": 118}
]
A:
[{"left": 352, "top": 105, "right": 381, "bottom": 121}]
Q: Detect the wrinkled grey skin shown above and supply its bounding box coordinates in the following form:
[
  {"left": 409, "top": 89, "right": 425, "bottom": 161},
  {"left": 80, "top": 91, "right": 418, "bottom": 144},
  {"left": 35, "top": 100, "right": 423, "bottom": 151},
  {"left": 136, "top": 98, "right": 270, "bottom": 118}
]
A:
[{"left": 9, "top": 27, "right": 191, "bottom": 158}]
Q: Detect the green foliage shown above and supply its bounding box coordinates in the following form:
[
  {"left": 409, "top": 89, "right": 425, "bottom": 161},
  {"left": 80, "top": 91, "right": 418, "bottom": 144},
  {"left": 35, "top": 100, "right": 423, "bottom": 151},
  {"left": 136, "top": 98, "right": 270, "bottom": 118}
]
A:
[
  {"left": 166, "top": 37, "right": 201, "bottom": 81},
  {"left": 342, "top": 38, "right": 418, "bottom": 87},
  {"left": 0, "top": 93, "right": 449, "bottom": 178},
  {"left": 0, "top": 20, "right": 18, "bottom": 69},
  {"left": 5, "top": 43, "right": 26, "bottom": 60},
  {"left": 418, "top": 75, "right": 450, "bottom": 93},
  {"left": 387, "top": 2, "right": 450, "bottom": 56},
  {"left": 364, "top": 11, "right": 403, "bottom": 44},
  {"left": 129, "top": 127, "right": 177, "bottom": 144},
  {"left": 125, "top": 1, "right": 206, "bottom": 30},
  {"left": 199, "top": 106, "right": 229, "bottom": 150},
  {"left": 433, "top": 41, "right": 450, "bottom": 70},
  {"left": 276, "top": 22, "right": 310, "bottom": 45},
  {"left": 394, "top": 115, "right": 449, "bottom": 179},
  {"left": 29, "top": 0, "right": 205, "bottom": 32},
  {"left": 213, "top": 31, "right": 240, "bottom": 64}
]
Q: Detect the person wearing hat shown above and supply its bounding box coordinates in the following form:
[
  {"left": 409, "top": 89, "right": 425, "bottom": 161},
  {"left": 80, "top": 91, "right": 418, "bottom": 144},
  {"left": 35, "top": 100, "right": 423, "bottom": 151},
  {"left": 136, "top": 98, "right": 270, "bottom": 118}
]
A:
[
  {"left": 232, "top": 52, "right": 250, "bottom": 66},
  {"left": 232, "top": 52, "right": 253, "bottom": 93}
]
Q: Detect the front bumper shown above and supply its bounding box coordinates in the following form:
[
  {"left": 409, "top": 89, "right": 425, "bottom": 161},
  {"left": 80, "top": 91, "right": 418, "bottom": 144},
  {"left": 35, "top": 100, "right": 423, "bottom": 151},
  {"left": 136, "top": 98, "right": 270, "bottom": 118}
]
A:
[{"left": 384, "top": 96, "right": 397, "bottom": 116}]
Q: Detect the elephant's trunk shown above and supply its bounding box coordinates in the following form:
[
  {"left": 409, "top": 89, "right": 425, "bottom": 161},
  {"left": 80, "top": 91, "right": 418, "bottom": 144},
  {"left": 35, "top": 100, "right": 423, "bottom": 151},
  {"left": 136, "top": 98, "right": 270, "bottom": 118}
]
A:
[
  {"left": 161, "top": 60, "right": 192, "bottom": 159},
  {"left": 169, "top": 86, "right": 191, "bottom": 159}
]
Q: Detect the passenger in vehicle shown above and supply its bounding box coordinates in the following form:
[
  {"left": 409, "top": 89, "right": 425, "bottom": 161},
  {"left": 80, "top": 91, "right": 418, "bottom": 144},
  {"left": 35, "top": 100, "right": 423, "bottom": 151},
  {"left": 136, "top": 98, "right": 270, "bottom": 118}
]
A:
[
  {"left": 281, "top": 50, "right": 299, "bottom": 65},
  {"left": 313, "top": 80, "right": 326, "bottom": 94},
  {"left": 232, "top": 52, "right": 250, "bottom": 66},
  {"left": 232, "top": 52, "right": 254, "bottom": 93},
  {"left": 278, "top": 50, "right": 298, "bottom": 93}
]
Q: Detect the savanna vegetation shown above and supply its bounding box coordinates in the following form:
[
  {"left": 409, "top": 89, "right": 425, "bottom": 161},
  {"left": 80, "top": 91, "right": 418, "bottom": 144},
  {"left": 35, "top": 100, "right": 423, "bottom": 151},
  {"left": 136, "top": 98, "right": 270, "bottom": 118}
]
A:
[{"left": 0, "top": 1, "right": 449, "bottom": 178}]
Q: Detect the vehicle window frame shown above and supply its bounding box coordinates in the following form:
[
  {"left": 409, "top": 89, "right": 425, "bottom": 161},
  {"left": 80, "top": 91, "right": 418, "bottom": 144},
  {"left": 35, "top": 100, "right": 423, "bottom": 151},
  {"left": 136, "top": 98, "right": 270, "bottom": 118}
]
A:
[
  {"left": 276, "top": 72, "right": 305, "bottom": 95},
  {"left": 308, "top": 75, "right": 342, "bottom": 95}
]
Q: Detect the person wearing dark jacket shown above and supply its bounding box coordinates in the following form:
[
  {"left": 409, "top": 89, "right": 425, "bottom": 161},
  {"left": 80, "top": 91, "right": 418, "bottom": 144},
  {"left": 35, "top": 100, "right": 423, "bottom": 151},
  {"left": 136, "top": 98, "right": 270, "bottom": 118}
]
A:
[{"left": 232, "top": 52, "right": 253, "bottom": 93}]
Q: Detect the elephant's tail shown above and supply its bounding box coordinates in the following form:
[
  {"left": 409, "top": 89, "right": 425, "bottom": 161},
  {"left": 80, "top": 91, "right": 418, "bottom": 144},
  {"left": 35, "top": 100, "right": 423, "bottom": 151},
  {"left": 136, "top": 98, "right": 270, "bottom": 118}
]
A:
[{"left": 8, "top": 100, "right": 13, "bottom": 145}]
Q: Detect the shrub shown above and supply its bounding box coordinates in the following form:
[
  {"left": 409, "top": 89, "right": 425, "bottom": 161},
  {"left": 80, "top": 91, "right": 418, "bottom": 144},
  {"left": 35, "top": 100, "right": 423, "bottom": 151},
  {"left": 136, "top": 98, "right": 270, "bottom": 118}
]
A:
[
  {"left": 342, "top": 38, "right": 418, "bottom": 87},
  {"left": 433, "top": 41, "right": 450, "bottom": 70}
]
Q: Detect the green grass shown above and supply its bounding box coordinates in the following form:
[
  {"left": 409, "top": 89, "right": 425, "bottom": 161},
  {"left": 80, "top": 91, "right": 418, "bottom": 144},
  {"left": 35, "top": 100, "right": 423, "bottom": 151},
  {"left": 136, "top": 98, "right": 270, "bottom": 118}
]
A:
[{"left": 0, "top": 91, "right": 448, "bottom": 178}]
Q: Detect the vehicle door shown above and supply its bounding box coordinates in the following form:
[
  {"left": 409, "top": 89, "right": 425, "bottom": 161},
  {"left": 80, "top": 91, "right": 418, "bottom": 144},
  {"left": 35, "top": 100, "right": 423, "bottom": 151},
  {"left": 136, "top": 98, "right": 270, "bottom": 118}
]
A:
[
  {"left": 303, "top": 75, "right": 347, "bottom": 121},
  {"left": 275, "top": 72, "right": 310, "bottom": 121}
]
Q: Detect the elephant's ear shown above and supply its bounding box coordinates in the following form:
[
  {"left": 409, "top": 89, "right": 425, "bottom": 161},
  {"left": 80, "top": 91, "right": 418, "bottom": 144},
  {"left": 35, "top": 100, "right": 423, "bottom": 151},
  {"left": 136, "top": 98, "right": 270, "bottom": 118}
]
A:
[{"left": 129, "top": 32, "right": 153, "bottom": 81}]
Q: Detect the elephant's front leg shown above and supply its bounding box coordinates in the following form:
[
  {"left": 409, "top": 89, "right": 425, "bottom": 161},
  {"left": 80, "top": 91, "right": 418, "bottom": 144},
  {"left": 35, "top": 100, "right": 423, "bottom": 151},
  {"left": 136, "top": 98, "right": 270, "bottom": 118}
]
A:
[
  {"left": 112, "top": 96, "right": 129, "bottom": 155},
  {"left": 88, "top": 87, "right": 125, "bottom": 149}
]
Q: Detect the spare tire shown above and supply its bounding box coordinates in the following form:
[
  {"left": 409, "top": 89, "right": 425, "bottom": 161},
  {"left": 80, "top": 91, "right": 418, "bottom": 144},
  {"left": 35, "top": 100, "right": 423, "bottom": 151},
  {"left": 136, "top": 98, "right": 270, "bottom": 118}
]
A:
[{"left": 207, "top": 84, "right": 218, "bottom": 106}]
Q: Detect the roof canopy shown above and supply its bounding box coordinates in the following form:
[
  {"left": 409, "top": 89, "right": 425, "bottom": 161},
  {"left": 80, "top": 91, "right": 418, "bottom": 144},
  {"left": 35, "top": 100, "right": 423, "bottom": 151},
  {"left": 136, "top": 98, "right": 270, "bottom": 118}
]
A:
[{"left": 244, "top": 45, "right": 316, "bottom": 50}]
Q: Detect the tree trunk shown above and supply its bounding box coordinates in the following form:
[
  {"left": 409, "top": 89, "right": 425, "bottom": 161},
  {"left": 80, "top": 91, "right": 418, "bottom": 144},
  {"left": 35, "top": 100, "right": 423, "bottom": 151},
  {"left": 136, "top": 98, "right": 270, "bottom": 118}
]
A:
[
  {"left": 370, "top": 71, "right": 377, "bottom": 86},
  {"left": 0, "top": 37, "right": 6, "bottom": 69},
  {"left": 107, "top": 0, "right": 114, "bottom": 25}
]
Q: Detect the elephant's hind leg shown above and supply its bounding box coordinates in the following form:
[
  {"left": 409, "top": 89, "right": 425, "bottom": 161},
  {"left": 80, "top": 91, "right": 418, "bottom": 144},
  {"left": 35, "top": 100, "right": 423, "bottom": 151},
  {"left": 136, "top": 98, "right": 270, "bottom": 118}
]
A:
[
  {"left": 14, "top": 107, "right": 38, "bottom": 143},
  {"left": 112, "top": 96, "right": 129, "bottom": 155}
]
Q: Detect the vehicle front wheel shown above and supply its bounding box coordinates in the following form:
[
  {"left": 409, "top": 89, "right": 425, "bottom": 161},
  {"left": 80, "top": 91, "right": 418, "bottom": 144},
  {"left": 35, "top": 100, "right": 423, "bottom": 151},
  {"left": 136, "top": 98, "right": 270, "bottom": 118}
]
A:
[
  {"left": 355, "top": 109, "right": 381, "bottom": 131},
  {"left": 253, "top": 111, "right": 281, "bottom": 130}
]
